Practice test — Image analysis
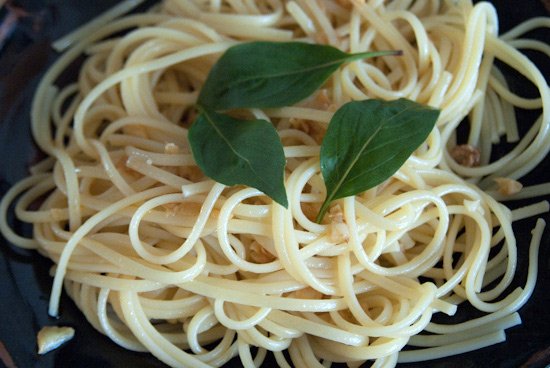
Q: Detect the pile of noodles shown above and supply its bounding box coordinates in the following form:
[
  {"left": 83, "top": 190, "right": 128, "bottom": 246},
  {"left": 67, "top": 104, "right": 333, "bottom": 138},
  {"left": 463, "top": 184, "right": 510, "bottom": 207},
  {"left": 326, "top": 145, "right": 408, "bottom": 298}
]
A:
[{"left": 1, "top": 0, "right": 549, "bottom": 367}]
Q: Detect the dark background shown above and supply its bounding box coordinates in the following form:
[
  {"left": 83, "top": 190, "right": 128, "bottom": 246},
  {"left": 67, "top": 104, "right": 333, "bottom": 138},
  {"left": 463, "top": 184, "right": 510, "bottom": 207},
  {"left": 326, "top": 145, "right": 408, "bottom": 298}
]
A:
[{"left": 0, "top": 0, "right": 549, "bottom": 367}]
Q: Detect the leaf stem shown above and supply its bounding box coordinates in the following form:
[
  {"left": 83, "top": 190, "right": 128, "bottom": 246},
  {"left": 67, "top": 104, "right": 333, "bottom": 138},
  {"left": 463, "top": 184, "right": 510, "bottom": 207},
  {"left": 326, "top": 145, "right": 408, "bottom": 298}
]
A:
[
  {"left": 346, "top": 49, "right": 403, "bottom": 63},
  {"left": 315, "top": 199, "right": 332, "bottom": 223}
]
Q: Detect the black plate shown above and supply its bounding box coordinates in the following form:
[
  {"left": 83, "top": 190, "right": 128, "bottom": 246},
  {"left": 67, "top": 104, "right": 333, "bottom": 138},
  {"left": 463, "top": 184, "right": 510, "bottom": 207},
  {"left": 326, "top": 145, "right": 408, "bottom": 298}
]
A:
[{"left": 1, "top": 1, "right": 549, "bottom": 367}]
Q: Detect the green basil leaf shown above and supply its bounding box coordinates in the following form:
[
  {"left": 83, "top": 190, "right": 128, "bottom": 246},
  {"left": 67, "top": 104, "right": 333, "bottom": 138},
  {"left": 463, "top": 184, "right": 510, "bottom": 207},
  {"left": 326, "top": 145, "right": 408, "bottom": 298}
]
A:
[
  {"left": 198, "top": 41, "right": 400, "bottom": 110},
  {"left": 316, "top": 98, "right": 440, "bottom": 222},
  {"left": 189, "top": 109, "right": 288, "bottom": 207}
]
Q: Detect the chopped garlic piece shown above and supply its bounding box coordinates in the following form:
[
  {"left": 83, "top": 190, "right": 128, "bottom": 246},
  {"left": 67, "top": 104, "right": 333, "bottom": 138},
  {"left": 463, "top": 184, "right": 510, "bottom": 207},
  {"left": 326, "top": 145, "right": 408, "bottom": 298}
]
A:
[
  {"left": 164, "top": 143, "right": 180, "bottom": 154},
  {"left": 328, "top": 204, "right": 349, "bottom": 243},
  {"left": 464, "top": 199, "right": 483, "bottom": 214},
  {"left": 450, "top": 144, "right": 481, "bottom": 167},
  {"left": 249, "top": 241, "right": 276, "bottom": 264},
  {"left": 335, "top": 0, "right": 353, "bottom": 9},
  {"left": 494, "top": 177, "right": 523, "bottom": 196},
  {"left": 37, "top": 326, "right": 75, "bottom": 355}
]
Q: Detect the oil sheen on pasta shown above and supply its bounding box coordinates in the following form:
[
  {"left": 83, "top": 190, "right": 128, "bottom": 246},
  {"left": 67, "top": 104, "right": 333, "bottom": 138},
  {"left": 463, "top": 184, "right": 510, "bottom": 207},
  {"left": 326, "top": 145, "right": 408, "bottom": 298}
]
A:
[{"left": 1, "top": 0, "right": 549, "bottom": 367}]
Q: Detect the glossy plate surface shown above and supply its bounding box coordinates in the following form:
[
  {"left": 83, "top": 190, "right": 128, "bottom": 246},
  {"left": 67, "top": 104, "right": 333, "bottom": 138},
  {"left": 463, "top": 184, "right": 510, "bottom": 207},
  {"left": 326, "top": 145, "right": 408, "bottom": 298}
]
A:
[{"left": 0, "top": 1, "right": 549, "bottom": 367}]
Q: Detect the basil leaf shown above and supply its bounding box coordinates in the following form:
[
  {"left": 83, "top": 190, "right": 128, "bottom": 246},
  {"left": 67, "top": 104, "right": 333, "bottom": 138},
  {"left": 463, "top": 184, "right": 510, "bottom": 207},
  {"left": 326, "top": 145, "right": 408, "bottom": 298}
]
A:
[
  {"left": 198, "top": 41, "right": 400, "bottom": 110},
  {"left": 316, "top": 98, "right": 440, "bottom": 222},
  {"left": 189, "top": 109, "right": 288, "bottom": 207}
]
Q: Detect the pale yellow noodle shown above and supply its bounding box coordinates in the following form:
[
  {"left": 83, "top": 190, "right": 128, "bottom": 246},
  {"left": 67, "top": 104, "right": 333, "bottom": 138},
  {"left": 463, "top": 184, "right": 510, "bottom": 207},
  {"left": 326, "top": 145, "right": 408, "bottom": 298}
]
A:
[{"left": 1, "top": 1, "right": 549, "bottom": 367}]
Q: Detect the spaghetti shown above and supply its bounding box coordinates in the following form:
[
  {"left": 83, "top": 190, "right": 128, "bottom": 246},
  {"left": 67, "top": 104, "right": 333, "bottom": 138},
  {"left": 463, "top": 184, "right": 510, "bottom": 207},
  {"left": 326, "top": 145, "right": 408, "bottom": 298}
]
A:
[{"left": 1, "top": 0, "right": 549, "bottom": 367}]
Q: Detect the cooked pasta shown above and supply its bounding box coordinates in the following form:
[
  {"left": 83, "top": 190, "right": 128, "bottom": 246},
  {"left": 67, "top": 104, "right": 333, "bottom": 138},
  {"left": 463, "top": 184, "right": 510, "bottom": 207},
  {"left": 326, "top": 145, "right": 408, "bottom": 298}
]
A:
[{"left": 1, "top": 0, "right": 549, "bottom": 367}]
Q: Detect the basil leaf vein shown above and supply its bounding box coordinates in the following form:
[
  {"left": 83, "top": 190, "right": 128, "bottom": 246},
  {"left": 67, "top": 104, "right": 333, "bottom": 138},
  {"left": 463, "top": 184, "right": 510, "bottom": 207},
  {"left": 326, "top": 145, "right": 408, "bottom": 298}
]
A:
[
  {"left": 189, "top": 109, "right": 288, "bottom": 207},
  {"left": 198, "top": 41, "right": 400, "bottom": 110},
  {"left": 187, "top": 41, "right": 412, "bottom": 210},
  {"left": 316, "top": 98, "right": 440, "bottom": 222}
]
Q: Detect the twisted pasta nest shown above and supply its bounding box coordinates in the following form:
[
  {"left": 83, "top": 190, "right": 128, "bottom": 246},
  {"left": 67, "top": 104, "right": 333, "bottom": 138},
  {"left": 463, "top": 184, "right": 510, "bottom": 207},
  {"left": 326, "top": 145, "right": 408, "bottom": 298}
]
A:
[{"left": 1, "top": 0, "right": 548, "bottom": 367}]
